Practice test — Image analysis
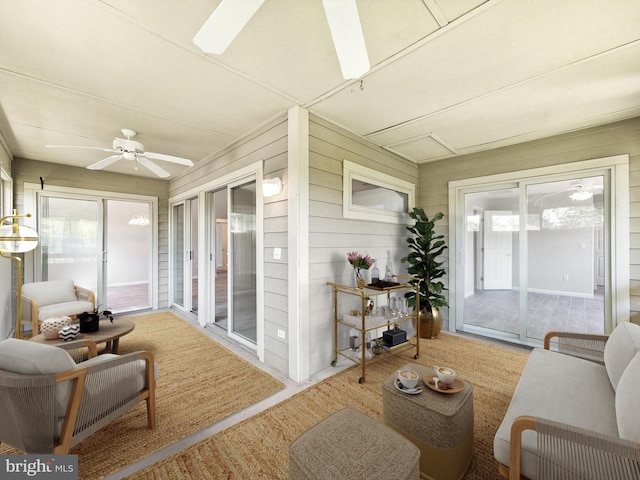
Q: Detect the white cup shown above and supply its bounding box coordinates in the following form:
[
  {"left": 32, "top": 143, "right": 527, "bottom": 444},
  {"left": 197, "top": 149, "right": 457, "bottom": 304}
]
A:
[
  {"left": 397, "top": 369, "right": 419, "bottom": 389},
  {"left": 434, "top": 365, "right": 456, "bottom": 385}
]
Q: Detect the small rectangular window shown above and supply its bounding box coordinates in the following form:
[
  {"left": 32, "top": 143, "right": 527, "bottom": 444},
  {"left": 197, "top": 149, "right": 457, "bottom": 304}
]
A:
[{"left": 343, "top": 160, "right": 415, "bottom": 224}]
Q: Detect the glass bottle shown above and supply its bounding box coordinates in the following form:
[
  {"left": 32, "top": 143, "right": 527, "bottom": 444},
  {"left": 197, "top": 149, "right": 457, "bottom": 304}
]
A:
[
  {"left": 371, "top": 262, "right": 379, "bottom": 285},
  {"left": 384, "top": 250, "right": 393, "bottom": 281}
]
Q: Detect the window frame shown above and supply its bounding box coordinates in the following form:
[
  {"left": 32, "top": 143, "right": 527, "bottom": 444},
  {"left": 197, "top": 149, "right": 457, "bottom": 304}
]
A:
[{"left": 342, "top": 160, "right": 415, "bottom": 224}]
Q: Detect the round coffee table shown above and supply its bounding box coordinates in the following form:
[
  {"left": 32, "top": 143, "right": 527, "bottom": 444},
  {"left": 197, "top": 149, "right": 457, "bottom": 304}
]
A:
[{"left": 29, "top": 319, "right": 135, "bottom": 354}]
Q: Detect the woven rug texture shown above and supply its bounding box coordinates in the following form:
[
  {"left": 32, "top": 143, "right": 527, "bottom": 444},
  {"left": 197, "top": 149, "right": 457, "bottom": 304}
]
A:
[
  {"left": 129, "top": 333, "right": 529, "bottom": 480},
  {"left": 0, "top": 311, "right": 285, "bottom": 479}
]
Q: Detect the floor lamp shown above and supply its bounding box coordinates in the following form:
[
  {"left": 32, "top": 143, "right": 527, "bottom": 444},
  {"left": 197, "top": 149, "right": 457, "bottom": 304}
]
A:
[{"left": 0, "top": 209, "right": 39, "bottom": 339}]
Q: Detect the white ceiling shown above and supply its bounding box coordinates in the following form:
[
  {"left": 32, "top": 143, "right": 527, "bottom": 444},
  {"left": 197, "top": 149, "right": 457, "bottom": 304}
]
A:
[{"left": 0, "top": 0, "right": 638, "bottom": 179}]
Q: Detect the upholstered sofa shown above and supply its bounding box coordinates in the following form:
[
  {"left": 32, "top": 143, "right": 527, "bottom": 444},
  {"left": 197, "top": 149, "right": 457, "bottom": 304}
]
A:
[
  {"left": 494, "top": 321, "right": 640, "bottom": 479},
  {"left": 22, "top": 279, "right": 95, "bottom": 335}
]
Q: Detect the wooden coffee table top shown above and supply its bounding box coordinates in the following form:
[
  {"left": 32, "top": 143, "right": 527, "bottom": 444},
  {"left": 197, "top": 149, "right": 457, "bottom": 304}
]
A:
[{"left": 29, "top": 319, "right": 135, "bottom": 354}]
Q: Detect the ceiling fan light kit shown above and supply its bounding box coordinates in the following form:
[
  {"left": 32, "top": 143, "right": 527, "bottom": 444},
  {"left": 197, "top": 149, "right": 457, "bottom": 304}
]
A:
[{"left": 46, "top": 128, "right": 193, "bottom": 178}]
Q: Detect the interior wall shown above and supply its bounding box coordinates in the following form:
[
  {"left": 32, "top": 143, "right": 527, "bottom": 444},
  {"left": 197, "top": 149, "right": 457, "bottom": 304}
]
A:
[
  {"left": 417, "top": 116, "right": 640, "bottom": 327},
  {"left": 308, "top": 114, "right": 418, "bottom": 376},
  {"left": 12, "top": 158, "right": 170, "bottom": 305}
]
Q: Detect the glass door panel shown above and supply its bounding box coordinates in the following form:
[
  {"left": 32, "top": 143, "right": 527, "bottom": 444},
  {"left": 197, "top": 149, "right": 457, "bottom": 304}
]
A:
[
  {"left": 211, "top": 188, "right": 228, "bottom": 328},
  {"left": 230, "top": 180, "right": 256, "bottom": 343},
  {"left": 172, "top": 203, "right": 185, "bottom": 307},
  {"left": 40, "top": 197, "right": 99, "bottom": 292},
  {"left": 104, "top": 200, "right": 151, "bottom": 311},
  {"left": 463, "top": 188, "right": 520, "bottom": 336},
  {"left": 526, "top": 176, "right": 605, "bottom": 340},
  {"left": 190, "top": 197, "right": 198, "bottom": 313}
]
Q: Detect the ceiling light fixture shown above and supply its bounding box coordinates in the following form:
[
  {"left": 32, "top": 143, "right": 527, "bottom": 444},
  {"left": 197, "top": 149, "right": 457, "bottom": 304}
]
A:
[
  {"left": 193, "top": 0, "right": 265, "bottom": 54},
  {"left": 129, "top": 214, "right": 150, "bottom": 227},
  {"left": 322, "top": 0, "right": 370, "bottom": 79},
  {"left": 570, "top": 190, "right": 593, "bottom": 201}
]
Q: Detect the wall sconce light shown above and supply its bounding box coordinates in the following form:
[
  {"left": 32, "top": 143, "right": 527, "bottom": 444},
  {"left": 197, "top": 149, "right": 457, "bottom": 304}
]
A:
[
  {"left": 0, "top": 209, "right": 39, "bottom": 339},
  {"left": 262, "top": 177, "right": 283, "bottom": 197}
]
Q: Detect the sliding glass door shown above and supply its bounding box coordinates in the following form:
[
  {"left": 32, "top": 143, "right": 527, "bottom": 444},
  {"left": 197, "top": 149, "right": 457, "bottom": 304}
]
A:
[
  {"left": 229, "top": 180, "right": 257, "bottom": 343},
  {"left": 38, "top": 195, "right": 152, "bottom": 312},
  {"left": 172, "top": 198, "right": 198, "bottom": 313},
  {"left": 457, "top": 173, "right": 607, "bottom": 344}
]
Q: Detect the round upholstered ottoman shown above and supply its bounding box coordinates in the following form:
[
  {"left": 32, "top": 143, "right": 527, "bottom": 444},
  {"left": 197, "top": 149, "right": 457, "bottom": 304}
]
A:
[
  {"left": 289, "top": 407, "right": 420, "bottom": 480},
  {"left": 382, "top": 364, "right": 474, "bottom": 480}
]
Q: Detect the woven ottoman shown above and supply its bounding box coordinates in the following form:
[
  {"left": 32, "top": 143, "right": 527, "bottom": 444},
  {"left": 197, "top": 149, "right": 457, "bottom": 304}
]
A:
[
  {"left": 289, "top": 407, "right": 420, "bottom": 480},
  {"left": 382, "top": 364, "right": 474, "bottom": 480}
]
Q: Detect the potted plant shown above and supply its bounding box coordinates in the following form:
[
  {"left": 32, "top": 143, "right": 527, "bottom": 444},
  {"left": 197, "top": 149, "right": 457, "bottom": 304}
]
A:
[
  {"left": 77, "top": 306, "right": 114, "bottom": 333},
  {"left": 401, "top": 208, "right": 448, "bottom": 338}
]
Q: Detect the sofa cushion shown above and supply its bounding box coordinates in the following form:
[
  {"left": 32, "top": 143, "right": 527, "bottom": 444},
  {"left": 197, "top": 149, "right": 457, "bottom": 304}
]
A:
[
  {"left": 603, "top": 321, "right": 640, "bottom": 391},
  {"left": 0, "top": 339, "right": 77, "bottom": 416},
  {"left": 22, "top": 280, "right": 77, "bottom": 307},
  {"left": 494, "top": 348, "right": 617, "bottom": 480},
  {"left": 615, "top": 351, "right": 640, "bottom": 442}
]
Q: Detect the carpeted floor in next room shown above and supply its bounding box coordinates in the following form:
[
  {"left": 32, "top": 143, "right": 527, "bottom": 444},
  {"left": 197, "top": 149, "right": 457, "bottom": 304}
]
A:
[{"left": 127, "top": 330, "right": 530, "bottom": 480}]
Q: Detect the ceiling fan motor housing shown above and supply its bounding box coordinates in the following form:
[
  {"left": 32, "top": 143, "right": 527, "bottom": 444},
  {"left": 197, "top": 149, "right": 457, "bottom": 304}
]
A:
[{"left": 113, "top": 137, "right": 145, "bottom": 156}]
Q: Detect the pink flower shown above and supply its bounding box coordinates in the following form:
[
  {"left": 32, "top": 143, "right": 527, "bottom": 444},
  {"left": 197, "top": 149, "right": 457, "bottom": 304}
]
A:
[{"left": 347, "top": 251, "right": 373, "bottom": 270}]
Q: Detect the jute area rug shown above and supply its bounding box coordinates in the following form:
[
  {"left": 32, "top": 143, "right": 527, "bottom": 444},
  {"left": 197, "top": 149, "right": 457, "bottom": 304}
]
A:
[
  {"left": 0, "top": 311, "right": 284, "bottom": 480},
  {"left": 129, "top": 333, "right": 529, "bottom": 480}
]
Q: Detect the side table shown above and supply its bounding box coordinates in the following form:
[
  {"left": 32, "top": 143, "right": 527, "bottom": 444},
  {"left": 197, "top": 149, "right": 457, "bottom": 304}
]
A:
[{"left": 382, "top": 363, "right": 474, "bottom": 480}]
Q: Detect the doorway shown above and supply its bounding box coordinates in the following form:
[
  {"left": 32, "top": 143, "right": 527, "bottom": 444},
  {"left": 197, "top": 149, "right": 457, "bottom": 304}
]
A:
[
  {"left": 37, "top": 195, "right": 153, "bottom": 312},
  {"left": 450, "top": 156, "right": 630, "bottom": 346}
]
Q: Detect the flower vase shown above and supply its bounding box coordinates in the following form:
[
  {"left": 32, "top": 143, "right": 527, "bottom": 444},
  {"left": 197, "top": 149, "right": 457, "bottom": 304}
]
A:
[{"left": 354, "top": 269, "right": 365, "bottom": 289}]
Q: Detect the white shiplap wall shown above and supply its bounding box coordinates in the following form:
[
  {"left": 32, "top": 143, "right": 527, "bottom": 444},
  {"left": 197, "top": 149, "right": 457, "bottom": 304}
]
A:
[{"left": 307, "top": 114, "right": 418, "bottom": 375}]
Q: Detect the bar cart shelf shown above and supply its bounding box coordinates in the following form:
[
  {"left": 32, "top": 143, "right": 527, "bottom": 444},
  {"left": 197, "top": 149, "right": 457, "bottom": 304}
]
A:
[{"left": 327, "top": 275, "right": 422, "bottom": 383}]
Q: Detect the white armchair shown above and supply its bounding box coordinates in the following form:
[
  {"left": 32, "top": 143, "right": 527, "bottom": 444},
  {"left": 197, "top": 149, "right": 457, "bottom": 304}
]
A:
[{"left": 21, "top": 279, "right": 95, "bottom": 335}]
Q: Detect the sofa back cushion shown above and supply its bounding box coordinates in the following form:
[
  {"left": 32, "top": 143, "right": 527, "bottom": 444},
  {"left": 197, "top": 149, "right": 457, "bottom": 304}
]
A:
[
  {"left": 616, "top": 351, "right": 640, "bottom": 442},
  {"left": 603, "top": 321, "right": 640, "bottom": 391},
  {"left": 22, "top": 280, "right": 77, "bottom": 307}
]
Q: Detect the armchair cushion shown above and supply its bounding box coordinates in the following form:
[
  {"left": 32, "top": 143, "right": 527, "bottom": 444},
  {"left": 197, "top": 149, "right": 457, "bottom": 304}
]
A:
[
  {"left": 616, "top": 351, "right": 640, "bottom": 442},
  {"left": 38, "top": 301, "right": 95, "bottom": 322},
  {"left": 603, "top": 321, "right": 640, "bottom": 391},
  {"left": 0, "top": 339, "right": 77, "bottom": 415},
  {"left": 23, "top": 280, "right": 77, "bottom": 307}
]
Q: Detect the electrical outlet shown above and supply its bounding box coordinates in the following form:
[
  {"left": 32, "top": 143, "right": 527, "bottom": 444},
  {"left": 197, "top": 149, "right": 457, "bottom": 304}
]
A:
[
  {"left": 563, "top": 274, "right": 569, "bottom": 281},
  {"left": 277, "top": 329, "right": 286, "bottom": 339},
  {"left": 273, "top": 248, "right": 281, "bottom": 260}
]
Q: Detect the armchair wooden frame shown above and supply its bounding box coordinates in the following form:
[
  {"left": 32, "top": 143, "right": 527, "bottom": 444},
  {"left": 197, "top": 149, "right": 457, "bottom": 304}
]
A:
[
  {"left": 0, "top": 340, "right": 156, "bottom": 454},
  {"left": 23, "top": 284, "right": 96, "bottom": 335}
]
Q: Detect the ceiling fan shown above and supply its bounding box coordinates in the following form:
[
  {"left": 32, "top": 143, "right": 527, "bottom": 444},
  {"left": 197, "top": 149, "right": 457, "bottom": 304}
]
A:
[
  {"left": 193, "top": 0, "right": 370, "bottom": 79},
  {"left": 46, "top": 129, "right": 194, "bottom": 178}
]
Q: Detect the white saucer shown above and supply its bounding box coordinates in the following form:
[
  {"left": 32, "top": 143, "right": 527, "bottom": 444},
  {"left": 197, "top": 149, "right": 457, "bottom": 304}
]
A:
[{"left": 394, "top": 378, "right": 423, "bottom": 395}]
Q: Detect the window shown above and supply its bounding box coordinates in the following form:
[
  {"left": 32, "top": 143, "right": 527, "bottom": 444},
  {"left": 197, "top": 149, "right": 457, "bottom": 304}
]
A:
[{"left": 343, "top": 160, "right": 415, "bottom": 224}]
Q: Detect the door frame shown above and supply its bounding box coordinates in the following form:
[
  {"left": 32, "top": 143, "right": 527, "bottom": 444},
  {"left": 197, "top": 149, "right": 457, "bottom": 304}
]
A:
[
  {"left": 23, "top": 183, "right": 159, "bottom": 310},
  {"left": 169, "top": 161, "right": 265, "bottom": 360},
  {"left": 448, "top": 155, "right": 629, "bottom": 342}
]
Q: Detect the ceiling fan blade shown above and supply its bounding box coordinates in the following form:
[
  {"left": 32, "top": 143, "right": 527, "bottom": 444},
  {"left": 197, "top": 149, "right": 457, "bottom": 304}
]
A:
[
  {"left": 137, "top": 157, "right": 170, "bottom": 178},
  {"left": 322, "top": 0, "right": 370, "bottom": 79},
  {"left": 87, "top": 155, "right": 123, "bottom": 170},
  {"left": 193, "top": 0, "right": 265, "bottom": 54},
  {"left": 143, "top": 151, "right": 194, "bottom": 166},
  {"left": 46, "top": 144, "right": 116, "bottom": 153}
]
